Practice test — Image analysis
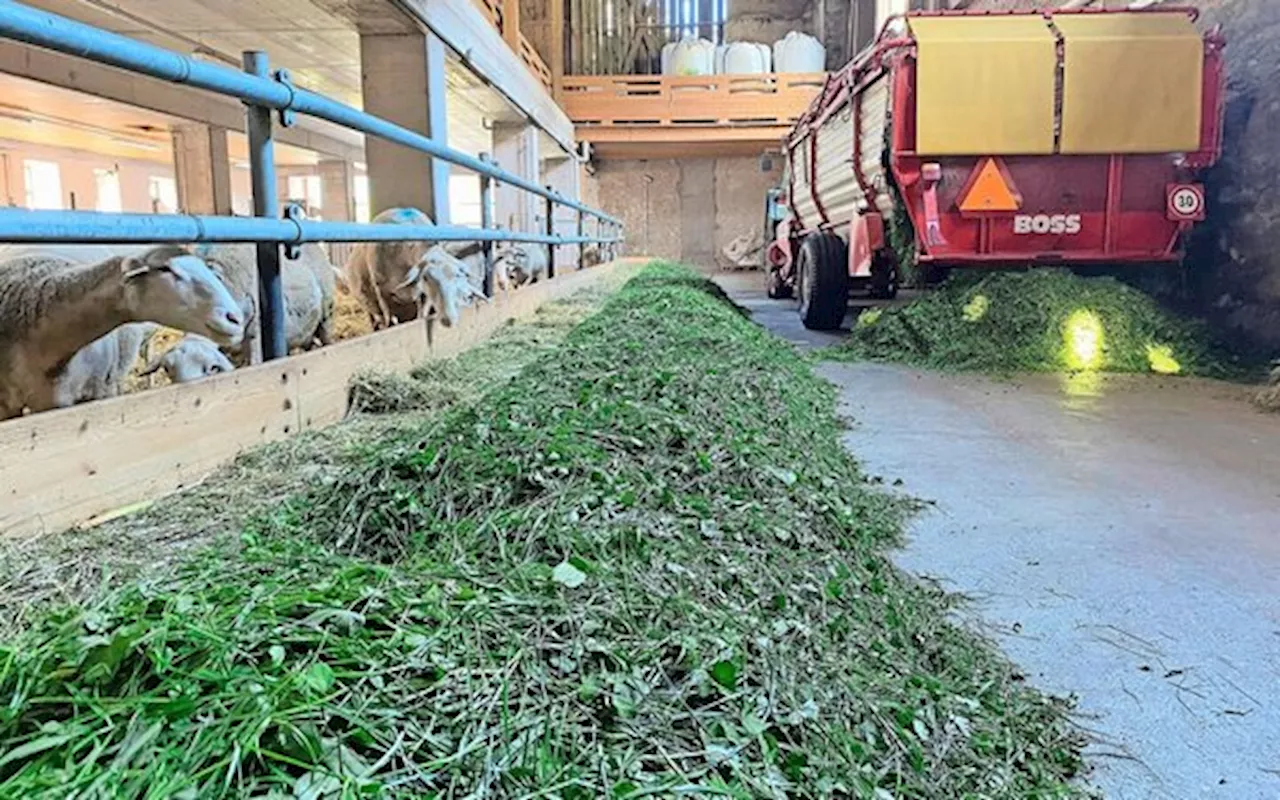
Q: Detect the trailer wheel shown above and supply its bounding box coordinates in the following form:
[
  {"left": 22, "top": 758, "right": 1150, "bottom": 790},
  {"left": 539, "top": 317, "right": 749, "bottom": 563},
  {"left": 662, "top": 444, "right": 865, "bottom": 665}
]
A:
[
  {"left": 797, "top": 233, "right": 849, "bottom": 331},
  {"left": 869, "top": 252, "right": 899, "bottom": 300},
  {"left": 766, "top": 269, "right": 793, "bottom": 299}
]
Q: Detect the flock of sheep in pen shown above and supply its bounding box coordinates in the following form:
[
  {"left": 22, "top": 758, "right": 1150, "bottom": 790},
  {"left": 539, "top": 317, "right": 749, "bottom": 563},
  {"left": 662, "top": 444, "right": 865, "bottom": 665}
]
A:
[{"left": 0, "top": 206, "right": 602, "bottom": 421}]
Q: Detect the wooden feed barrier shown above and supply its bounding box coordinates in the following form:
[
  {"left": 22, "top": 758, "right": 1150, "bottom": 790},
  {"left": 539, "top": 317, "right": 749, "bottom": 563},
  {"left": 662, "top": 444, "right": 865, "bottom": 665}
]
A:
[{"left": 0, "top": 260, "right": 630, "bottom": 541}]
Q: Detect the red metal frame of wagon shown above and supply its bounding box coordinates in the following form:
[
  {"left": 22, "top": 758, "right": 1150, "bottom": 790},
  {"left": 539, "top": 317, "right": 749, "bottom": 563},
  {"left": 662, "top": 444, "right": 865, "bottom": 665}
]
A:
[{"left": 767, "top": 7, "right": 1226, "bottom": 329}]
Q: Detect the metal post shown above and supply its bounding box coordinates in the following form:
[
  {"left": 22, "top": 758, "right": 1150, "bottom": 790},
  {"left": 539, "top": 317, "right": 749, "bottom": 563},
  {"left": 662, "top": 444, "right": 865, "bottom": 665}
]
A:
[
  {"left": 479, "top": 152, "right": 495, "bottom": 297},
  {"left": 243, "top": 50, "right": 286, "bottom": 361},
  {"left": 545, "top": 187, "right": 556, "bottom": 280},
  {"left": 577, "top": 208, "right": 585, "bottom": 269}
]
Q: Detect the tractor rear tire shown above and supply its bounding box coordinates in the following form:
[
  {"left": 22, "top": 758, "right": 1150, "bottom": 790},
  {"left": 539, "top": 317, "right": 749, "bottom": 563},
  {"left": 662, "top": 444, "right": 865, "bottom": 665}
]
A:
[
  {"left": 766, "top": 268, "right": 793, "bottom": 299},
  {"left": 797, "top": 233, "right": 849, "bottom": 331}
]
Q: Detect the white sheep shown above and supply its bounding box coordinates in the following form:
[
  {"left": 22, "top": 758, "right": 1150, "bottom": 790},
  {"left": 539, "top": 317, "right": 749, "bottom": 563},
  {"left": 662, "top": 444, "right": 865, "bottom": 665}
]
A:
[
  {"left": 397, "top": 245, "right": 489, "bottom": 328},
  {"left": 195, "top": 242, "right": 337, "bottom": 364},
  {"left": 0, "top": 245, "right": 245, "bottom": 420},
  {"left": 445, "top": 241, "right": 513, "bottom": 296},
  {"left": 343, "top": 207, "right": 438, "bottom": 330},
  {"left": 141, "top": 333, "right": 235, "bottom": 384},
  {"left": 52, "top": 322, "right": 159, "bottom": 407},
  {"left": 499, "top": 243, "right": 550, "bottom": 288}
]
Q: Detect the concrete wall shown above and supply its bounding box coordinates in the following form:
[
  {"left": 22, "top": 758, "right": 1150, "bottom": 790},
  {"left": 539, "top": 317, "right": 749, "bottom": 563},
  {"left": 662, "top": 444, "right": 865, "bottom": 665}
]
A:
[
  {"left": 965, "top": 0, "right": 1280, "bottom": 349},
  {"left": 596, "top": 156, "right": 781, "bottom": 269}
]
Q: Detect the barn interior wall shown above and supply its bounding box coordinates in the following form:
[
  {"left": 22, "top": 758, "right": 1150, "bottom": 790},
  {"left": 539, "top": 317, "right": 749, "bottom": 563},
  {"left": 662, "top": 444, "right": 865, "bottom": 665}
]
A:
[
  {"left": 596, "top": 155, "right": 781, "bottom": 268},
  {"left": 967, "top": 0, "right": 1280, "bottom": 349},
  {"left": 0, "top": 138, "right": 175, "bottom": 213}
]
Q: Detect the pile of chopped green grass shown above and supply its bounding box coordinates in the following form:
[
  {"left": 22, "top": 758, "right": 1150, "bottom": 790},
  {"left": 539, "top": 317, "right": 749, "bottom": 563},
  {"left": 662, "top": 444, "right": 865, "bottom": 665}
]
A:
[
  {"left": 0, "top": 263, "right": 1086, "bottom": 798},
  {"left": 0, "top": 279, "right": 621, "bottom": 636},
  {"left": 834, "top": 269, "right": 1232, "bottom": 377}
]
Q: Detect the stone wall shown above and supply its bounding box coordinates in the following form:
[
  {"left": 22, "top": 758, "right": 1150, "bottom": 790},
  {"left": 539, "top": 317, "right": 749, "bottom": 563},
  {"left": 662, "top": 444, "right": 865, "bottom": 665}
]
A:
[{"left": 963, "top": 0, "right": 1280, "bottom": 349}]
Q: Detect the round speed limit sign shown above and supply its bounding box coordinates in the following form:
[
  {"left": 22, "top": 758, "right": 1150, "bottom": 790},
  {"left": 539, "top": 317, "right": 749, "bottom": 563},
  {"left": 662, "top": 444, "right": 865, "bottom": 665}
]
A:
[{"left": 1167, "top": 184, "right": 1206, "bottom": 221}]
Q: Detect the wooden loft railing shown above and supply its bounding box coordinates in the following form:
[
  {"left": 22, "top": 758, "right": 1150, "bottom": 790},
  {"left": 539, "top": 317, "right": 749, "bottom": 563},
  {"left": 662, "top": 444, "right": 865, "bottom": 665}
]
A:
[
  {"left": 559, "top": 73, "right": 828, "bottom": 127},
  {"left": 473, "top": 0, "right": 554, "bottom": 95}
]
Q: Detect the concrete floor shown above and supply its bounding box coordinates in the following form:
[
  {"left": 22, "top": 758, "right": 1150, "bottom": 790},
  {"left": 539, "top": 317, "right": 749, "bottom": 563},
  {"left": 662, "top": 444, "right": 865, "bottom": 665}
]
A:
[{"left": 714, "top": 271, "right": 1280, "bottom": 800}]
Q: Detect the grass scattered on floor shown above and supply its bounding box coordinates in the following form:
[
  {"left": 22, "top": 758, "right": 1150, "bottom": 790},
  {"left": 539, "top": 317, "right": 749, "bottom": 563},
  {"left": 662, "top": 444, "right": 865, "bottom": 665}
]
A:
[
  {"left": 0, "top": 263, "right": 1087, "bottom": 798},
  {"left": 832, "top": 269, "right": 1238, "bottom": 378},
  {"left": 1254, "top": 381, "right": 1280, "bottom": 413},
  {"left": 0, "top": 279, "right": 621, "bottom": 638}
]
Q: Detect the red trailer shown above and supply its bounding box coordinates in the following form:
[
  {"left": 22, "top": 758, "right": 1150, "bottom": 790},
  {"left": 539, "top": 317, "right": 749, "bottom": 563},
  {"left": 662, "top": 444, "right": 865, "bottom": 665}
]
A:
[{"left": 767, "top": 7, "right": 1226, "bottom": 330}]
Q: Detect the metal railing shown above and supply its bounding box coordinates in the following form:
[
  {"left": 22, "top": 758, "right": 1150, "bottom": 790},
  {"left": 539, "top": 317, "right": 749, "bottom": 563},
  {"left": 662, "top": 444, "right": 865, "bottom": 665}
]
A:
[{"left": 0, "top": 0, "right": 624, "bottom": 359}]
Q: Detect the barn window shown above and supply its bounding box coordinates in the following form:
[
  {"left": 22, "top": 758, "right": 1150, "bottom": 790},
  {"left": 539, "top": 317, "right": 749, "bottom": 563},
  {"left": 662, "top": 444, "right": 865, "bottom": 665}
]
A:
[{"left": 22, "top": 159, "right": 62, "bottom": 210}]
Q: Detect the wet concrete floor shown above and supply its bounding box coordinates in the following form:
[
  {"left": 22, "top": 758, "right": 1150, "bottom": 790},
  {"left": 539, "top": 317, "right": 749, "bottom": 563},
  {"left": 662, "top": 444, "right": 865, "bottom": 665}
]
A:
[{"left": 714, "top": 271, "right": 1280, "bottom": 799}]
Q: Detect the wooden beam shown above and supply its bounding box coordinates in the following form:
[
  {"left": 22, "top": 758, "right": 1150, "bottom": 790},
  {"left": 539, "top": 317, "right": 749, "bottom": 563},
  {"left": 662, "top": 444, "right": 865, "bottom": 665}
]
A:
[
  {"left": 502, "top": 0, "right": 521, "bottom": 50},
  {"left": 590, "top": 139, "right": 780, "bottom": 159},
  {"left": 577, "top": 123, "right": 789, "bottom": 159},
  {"left": 550, "top": 0, "right": 565, "bottom": 97}
]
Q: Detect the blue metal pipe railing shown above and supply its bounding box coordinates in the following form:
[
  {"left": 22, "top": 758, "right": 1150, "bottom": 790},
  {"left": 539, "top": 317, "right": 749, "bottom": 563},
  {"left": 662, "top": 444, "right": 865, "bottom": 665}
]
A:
[
  {"left": 0, "top": 0, "right": 626, "bottom": 361},
  {"left": 0, "top": 0, "right": 622, "bottom": 226},
  {"left": 0, "top": 209, "right": 621, "bottom": 246}
]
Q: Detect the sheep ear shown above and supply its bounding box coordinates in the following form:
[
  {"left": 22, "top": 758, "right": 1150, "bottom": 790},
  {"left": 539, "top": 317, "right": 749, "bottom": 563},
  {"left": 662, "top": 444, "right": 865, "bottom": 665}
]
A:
[
  {"left": 394, "top": 263, "right": 423, "bottom": 292},
  {"left": 121, "top": 255, "right": 151, "bottom": 280}
]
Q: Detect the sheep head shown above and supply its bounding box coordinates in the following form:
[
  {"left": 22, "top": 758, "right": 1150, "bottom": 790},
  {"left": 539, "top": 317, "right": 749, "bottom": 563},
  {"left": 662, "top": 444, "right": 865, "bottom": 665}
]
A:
[
  {"left": 500, "top": 244, "right": 546, "bottom": 287},
  {"left": 142, "top": 334, "right": 236, "bottom": 384},
  {"left": 121, "top": 246, "right": 245, "bottom": 347},
  {"left": 396, "top": 246, "right": 489, "bottom": 328}
]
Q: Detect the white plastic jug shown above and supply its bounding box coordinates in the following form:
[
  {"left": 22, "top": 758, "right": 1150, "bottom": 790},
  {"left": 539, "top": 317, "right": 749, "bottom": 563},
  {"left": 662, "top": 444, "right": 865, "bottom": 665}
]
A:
[
  {"left": 718, "top": 42, "right": 771, "bottom": 74},
  {"left": 773, "top": 31, "right": 826, "bottom": 73},
  {"left": 664, "top": 37, "right": 715, "bottom": 76}
]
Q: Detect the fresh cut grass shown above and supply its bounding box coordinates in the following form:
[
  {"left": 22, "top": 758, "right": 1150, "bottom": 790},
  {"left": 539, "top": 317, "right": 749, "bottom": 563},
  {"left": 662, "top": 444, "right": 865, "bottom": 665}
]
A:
[
  {"left": 0, "top": 263, "right": 1087, "bottom": 798},
  {"left": 833, "top": 269, "right": 1238, "bottom": 378}
]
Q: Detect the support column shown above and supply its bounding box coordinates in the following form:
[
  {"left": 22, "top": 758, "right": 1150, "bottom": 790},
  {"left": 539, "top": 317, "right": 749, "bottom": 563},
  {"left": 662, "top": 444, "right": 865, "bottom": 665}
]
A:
[
  {"left": 318, "top": 159, "right": 355, "bottom": 221},
  {"left": 171, "top": 123, "right": 233, "bottom": 215},
  {"left": 359, "top": 30, "right": 450, "bottom": 222},
  {"left": 493, "top": 122, "right": 539, "bottom": 232}
]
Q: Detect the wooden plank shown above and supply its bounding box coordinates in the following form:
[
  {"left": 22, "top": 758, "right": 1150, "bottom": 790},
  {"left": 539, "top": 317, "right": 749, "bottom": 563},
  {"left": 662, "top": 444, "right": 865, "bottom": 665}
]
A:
[
  {"left": 502, "top": 0, "right": 521, "bottom": 49},
  {"left": 0, "top": 261, "right": 628, "bottom": 541},
  {"left": 560, "top": 72, "right": 826, "bottom": 128},
  {"left": 0, "top": 358, "right": 303, "bottom": 541},
  {"left": 549, "top": 0, "right": 565, "bottom": 97}
]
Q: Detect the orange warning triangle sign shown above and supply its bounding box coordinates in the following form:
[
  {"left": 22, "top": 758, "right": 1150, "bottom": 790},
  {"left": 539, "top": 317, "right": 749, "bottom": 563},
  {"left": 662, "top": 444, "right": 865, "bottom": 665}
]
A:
[{"left": 958, "top": 158, "right": 1022, "bottom": 213}]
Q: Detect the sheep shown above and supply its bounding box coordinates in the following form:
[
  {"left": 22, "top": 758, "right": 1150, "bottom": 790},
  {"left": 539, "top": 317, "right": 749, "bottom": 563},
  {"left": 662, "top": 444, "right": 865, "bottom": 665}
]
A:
[
  {"left": 140, "top": 334, "right": 235, "bottom": 384},
  {"left": 194, "top": 242, "right": 337, "bottom": 364},
  {"left": 396, "top": 245, "right": 490, "bottom": 328},
  {"left": 52, "top": 323, "right": 159, "bottom": 407},
  {"left": 343, "top": 207, "right": 438, "bottom": 330},
  {"left": 499, "top": 243, "right": 550, "bottom": 288},
  {"left": 0, "top": 245, "right": 245, "bottom": 420},
  {"left": 445, "top": 241, "right": 514, "bottom": 296}
]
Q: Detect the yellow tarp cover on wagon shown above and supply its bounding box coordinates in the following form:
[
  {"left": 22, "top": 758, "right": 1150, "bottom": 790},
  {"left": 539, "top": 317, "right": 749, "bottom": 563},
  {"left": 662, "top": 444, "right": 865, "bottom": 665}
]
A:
[
  {"left": 909, "top": 16, "right": 1058, "bottom": 157},
  {"left": 1055, "top": 13, "right": 1204, "bottom": 154}
]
